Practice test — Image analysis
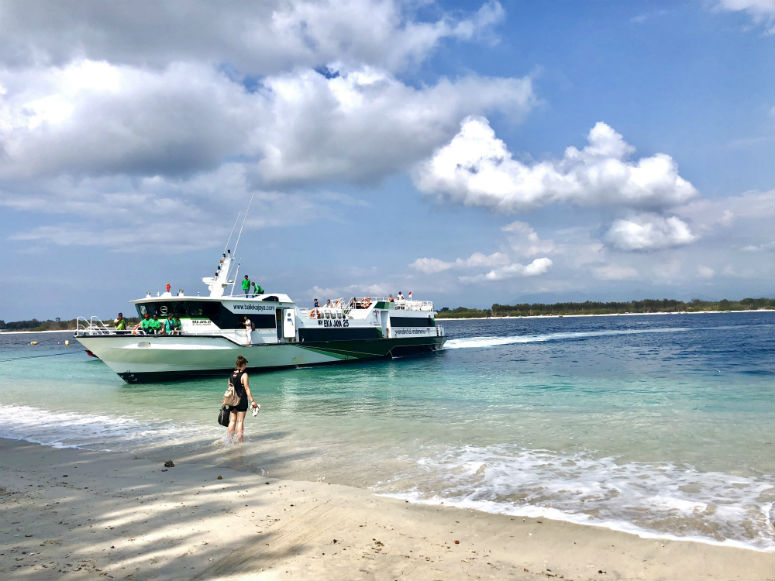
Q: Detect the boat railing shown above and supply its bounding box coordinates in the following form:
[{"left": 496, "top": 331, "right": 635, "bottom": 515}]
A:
[
  {"left": 393, "top": 299, "right": 435, "bottom": 312},
  {"left": 301, "top": 303, "right": 350, "bottom": 320},
  {"left": 300, "top": 297, "right": 436, "bottom": 317},
  {"left": 75, "top": 316, "right": 117, "bottom": 336}
]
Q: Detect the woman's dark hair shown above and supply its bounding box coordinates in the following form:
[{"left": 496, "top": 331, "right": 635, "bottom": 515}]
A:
[{"left": 235, "top": 355, "right": 248, "bottom": 368}]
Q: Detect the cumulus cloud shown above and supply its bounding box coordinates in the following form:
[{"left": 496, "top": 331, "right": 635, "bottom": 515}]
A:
[
  {"left": 0, "top": 0, "right": 506, "bottom": 73},
  {"left": 0, "top": 61, "right": 253, "bottom": 180},
  {"left": 410, "top": 251, "right": 509, "bottom": 274},
  {"left": 697, "top": 265, "right": 715, "bottom": 278},
  {"left": 460, "top": 257, "right": 553, "bottom": 282},
  {"left": 0, "top": 61, "right": 534, "bottom": 186},
  {"left": 414, "top": 116, "right": 698, "bottom": 212},
  {"left": 603, "top": 214, "right": 696, "bottom": 251},
  {"left": 502, "top": 221, "right": 555, "bottom": 257},
  {"left": 678, "top": 189, "right": 774, "bottom": 236},
  {"left": 593, "top": 264, "right": 639, "bottom": 281},
  {"left": 410, "top": 257, "right": 454, "bottom": 274},
  {"left": 713, "top": 0, "right": 775, "bottom": 32},
  {"left": 411, "top": 245, "right": 551, "bottom": 284},
  {"left": 252, "top": 68, "right": 535, "bottom": 185}
]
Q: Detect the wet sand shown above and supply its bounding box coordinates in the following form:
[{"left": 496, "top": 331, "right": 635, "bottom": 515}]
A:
[{"left": 0, "top": 439, "right": 772, "bottom": 580}]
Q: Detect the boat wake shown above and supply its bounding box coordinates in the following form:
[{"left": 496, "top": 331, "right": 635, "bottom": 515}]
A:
[{"left": 444, "top": 327, "right": 691, "bottom": 350}]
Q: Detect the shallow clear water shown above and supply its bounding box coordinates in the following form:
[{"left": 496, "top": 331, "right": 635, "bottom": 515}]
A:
[{"left": 1, "top": 312, "right": 773, "bottom": 550}]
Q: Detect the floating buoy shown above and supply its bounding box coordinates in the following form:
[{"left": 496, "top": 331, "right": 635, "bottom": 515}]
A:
[
  {"left": 65, "top": 340, "right": 70, "bottom": 346},
  {"left": 30, "top": 341, "right": 38, "bottom": 345}
]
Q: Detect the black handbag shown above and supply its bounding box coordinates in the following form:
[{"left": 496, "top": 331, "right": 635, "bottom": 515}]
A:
[{"left": 218, "top": 405, "right": 231, "bottom": 427}]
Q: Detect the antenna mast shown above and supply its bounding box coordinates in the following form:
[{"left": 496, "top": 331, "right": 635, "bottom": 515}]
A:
[{"left": 232, "top": 193, "right": 255, "bottom": 261}]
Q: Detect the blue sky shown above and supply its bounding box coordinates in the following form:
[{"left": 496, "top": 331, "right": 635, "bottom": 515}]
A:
[{"left": 0, "top": 0, "right": 773, "bottom": 321}]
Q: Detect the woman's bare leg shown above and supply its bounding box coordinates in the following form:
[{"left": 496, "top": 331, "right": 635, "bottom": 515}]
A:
[
  {"left": 235, "top": 411, "right": 247, "bottom": 442},
  {"left": 227, "top": 411, "right": 238, "bottom": 441}
]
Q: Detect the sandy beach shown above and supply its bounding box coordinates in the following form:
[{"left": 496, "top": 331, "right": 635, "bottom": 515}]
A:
[{"left": 1, "top": 439, "right": 772, "bottom": 580}]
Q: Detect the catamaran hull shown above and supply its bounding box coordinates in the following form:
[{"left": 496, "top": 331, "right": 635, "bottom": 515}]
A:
[{"left": 75, "top": 334, "right": 446, "bottom": 383}]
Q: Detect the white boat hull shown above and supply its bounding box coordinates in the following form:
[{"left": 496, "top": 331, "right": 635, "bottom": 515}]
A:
[{"left": 76, "top": 331, "right": 445, "bottom": 382}]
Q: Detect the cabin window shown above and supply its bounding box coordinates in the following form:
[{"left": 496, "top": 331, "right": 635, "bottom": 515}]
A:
[{"left": 134, "top": 301, "right": 277, "bottom": 330}]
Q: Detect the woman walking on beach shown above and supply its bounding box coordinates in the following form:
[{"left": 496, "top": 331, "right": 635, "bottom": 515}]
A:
[{"left": 228, "top": 355, "right": 259, "bottom": 443}]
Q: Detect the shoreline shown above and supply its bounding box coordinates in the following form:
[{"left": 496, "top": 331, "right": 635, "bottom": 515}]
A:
[
  {"left": 438, "top": 309, "right": 775, "bottom": 321},
  {"left": 1, "top": 438, "right": 772, "bottom": 580},
  {"left": 1, "top": 309, "right": 772, "bottom": 333}
]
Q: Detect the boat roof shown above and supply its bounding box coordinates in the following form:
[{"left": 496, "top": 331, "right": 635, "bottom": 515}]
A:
[{"left": 130, "top": 293, "right": 295, "bottom": 304}]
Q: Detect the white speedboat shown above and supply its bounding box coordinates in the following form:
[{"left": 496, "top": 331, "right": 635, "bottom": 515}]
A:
[{"left": 74, "top": 250, "right": 446, "bottom": 383}]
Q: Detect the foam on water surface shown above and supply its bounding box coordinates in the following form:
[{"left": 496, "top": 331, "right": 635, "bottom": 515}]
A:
[{"left": 1, "top": 314, "right": 773, "bottom": 551}]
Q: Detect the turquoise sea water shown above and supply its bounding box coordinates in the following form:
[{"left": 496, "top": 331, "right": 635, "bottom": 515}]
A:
[{"left": 1, "top": 312, "right": 773, "bottom": 550}]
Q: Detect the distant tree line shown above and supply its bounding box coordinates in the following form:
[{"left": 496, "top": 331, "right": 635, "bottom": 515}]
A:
[
  {"left": 436, "top": 297, "right": 775, "bottom": 319},
  {"left": 0, "top": 317, "right": 140, "bottom": 332},
  {"left": 1, "top": 298, "right": 773, "bottom": 329}
]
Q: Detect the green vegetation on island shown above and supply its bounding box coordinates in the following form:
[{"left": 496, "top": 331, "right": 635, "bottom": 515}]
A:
[
  {"left": 436, "top": 298, "right": 775, "bottom": 319},
  {"left": 0, "top": 317, "right": 140, "bottom": 332},
  {"left": 1, "top": 297, "right": 772, "bottom": 330}
]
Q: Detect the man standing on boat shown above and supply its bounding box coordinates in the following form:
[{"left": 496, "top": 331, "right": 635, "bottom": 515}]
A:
[
  {"left": 243, "top": 316, "right": 253, "bottom": 345},
  {"left": 242, "top": 275, "right": 251, "bottom": 297}
]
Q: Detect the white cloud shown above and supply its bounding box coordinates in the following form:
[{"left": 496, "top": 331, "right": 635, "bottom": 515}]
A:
[
  {"left": 410, "top": 251, "right": 509, "bottom": 274},
  {"left": 411, "top": 244, "right": 550, "bottom": 284},
  {"left": 410, "top": 257, "right": 453, "bottom": 274},
  {"left": 0, "top": 61, "right": 253, "bottom": 180},
  {"left": 593, "top": 264, "right": 639, "bottom": 281},
  {"left": 0, "top": 61, "right": 534, "bottom": 186},
  {"left": 502, "top": 220, "right": 555, "bottom": 257},
  {"left": 603, "top": 214, "right": 696, "bottom": 251},
  {"left": 697, "top": 265, "right": 715, "bottom": 278},
  {"left": 678, "top": 189, "right": 774, "bottom": 235},
  {"left": 0, "top": 1, "right": 506, "bottom": 73},
  {"left": 414, "top": 117, "right": 698, "bottom": 212},
  {"left": 252, "top": 68, "right": 535, "bottom": 185},
  {"left": 461, "top": 257, "right": 553, "bottom": 282},
  {"left": 714, "top": 0, "right": 775, "bottom": 32}
]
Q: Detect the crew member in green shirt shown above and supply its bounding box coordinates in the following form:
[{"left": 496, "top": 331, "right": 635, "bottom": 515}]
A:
[
  {"left": 242, "top": 275, "right": 251, "bottom": 297},
  {"left": 139, "top": 313, "right": 152, "bottom": 334},
  {"left": 114, "top": 312, "right": 127, "bottom": 331},
  {"left": 149, "top": 314, "right": 163, "bottom": 334},
  {"left": 165, "top": 314, "right": 182, "bottom": 335}
]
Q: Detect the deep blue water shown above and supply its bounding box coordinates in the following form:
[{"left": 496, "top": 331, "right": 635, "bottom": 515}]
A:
[{"left": 0, "top": 311, "right": 773, "bottom": 550}]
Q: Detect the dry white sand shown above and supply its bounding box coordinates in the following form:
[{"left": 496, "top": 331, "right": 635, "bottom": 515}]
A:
[{"left": 1, "top": 439, "right": 772, "bottom": 580}]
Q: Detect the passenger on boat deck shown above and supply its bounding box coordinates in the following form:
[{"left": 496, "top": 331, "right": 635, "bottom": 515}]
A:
[
  {"left": 241, "top": 275, "right": 251, "bottom": 297},
  {"left": 149, "top": 314, "right": 163, "bottom": 335},
  {"left": 114, "top": 312, "right": 127, "bottom": 331},
  {"left": 396, "top": 291, "right": 404, "bottom": 300},
  {"left": 349, "top": 297, "right": 356, "bottom": 308},
  {"left": 243, "top": 316, "right": 253, "bottom": 345},
  {"left": 325, "top": 299, "right": 333, "bottom": 308},
  {"left": 314, "top": 298, "right": 320, "bottom": 308},
  {"left": 139, "top": 313, "right": 152, "bottom": 334},
  {"left": 388, "top": 294, "right": 394, "bottom": 303},
  {"left": 165, "top": 314, "right": 181, "bottom": 335}
]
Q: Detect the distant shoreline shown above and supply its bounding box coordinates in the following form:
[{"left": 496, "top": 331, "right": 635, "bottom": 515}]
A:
[
  {"left": 0, "top": 329, "right": 75, "bottom": 335},
  {"left": 437, "top": 309, "right": 775, "bottom": 321},
  {"left": 2, "top": 309, "right": 772, "bottom": 332}
]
